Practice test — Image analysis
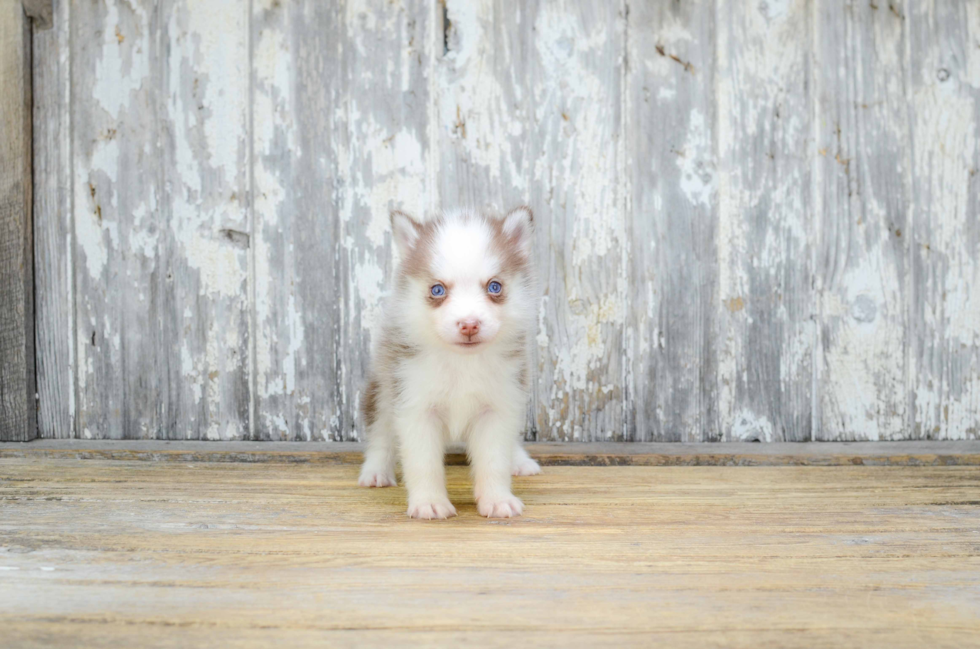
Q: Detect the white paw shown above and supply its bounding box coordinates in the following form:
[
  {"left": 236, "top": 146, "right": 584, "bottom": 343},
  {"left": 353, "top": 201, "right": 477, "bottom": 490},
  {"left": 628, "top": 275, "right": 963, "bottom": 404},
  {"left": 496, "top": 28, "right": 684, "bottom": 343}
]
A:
[
  {"left": 477, "top": 494, "right": 524, "bottom": 518},
  {"left": 407, "top": 498, "right": 457, "bottom": 520},
  {"left": 358, "top": 467, "right": 397, "bottom": 488},
  {"left": 512, "top": 457, "right": 542, "bottom": 476}
]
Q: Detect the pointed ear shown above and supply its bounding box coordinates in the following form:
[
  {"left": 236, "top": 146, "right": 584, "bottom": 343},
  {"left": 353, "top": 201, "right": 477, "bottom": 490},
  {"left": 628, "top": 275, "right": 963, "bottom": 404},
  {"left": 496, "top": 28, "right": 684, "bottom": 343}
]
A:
[
  {"left": 501, "top": 205, "right": 534, "bottom": 259},
  {"left": 390, "top": 209, "right": 423, "bottom": 257}
]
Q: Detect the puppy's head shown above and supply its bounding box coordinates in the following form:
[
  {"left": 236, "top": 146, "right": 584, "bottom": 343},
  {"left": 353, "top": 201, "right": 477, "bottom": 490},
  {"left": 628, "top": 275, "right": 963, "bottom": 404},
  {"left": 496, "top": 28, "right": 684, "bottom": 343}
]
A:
[{"left": 390, "top": 207, "right": 534, "bottom": 352}]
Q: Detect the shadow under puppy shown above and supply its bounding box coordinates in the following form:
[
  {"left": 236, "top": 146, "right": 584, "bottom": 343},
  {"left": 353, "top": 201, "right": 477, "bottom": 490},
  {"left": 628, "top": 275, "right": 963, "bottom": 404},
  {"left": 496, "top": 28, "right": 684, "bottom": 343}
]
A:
[{"left": 358, "top": 206, "right": 542, "bottom": 519}]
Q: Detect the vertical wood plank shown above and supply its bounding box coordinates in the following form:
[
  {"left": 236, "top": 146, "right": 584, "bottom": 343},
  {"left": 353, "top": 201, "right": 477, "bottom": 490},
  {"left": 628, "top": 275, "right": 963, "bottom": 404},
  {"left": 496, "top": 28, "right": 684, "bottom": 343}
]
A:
[
  {"left": 435, "top": 0, "right": 529, "bottom": 212},
  {"left": 73, "top": 0, "right": 250, "bottom": 439},
  {"left": 528, "top": 0, "right": 627, "bottom": 441},
  {"left": 340, "top": 0, "right": 434, "bottom": 440},
  {"left": 33, "top": 0, "right": 74, "bottom": 438},
  {"left": 252, "top": 0, "right": 431, "bottom": 441},
  {"left": 713, "top": 0, "right": 813, "bottom": 442},
  {"left": 813, "top": 0, "right": 911, "bottom": 440},
  {"left": 251, "top": 0, "right": 339, "bottom": 439},
  {"left": 627, "top": 0, "right": 716, "bottom": 442},
  {"left": 71, "top": 0, "right": 152, "bottom": 439},
  {"left": 908, "top": 2, "right": 980, "bottom": 439},
  {"left": 164, "top": 0, "right": 251, "bottom": 439},
  {"left": 0, "top": 0, "right": 36, "bottom": 441}
]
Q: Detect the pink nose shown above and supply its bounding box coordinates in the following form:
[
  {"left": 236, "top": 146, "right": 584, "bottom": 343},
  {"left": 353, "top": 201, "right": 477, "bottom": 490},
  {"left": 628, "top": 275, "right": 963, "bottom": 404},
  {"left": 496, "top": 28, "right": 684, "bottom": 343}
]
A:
[{"left": 458, "top": 319, "right": 481, "bottom": 337}]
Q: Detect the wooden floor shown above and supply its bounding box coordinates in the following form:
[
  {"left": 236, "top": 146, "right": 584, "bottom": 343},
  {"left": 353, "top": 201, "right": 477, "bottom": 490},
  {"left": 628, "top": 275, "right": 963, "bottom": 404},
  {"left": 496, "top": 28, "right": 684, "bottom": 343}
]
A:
[{"left": 1, "top": 459, "right": 979, "bottom": 648}]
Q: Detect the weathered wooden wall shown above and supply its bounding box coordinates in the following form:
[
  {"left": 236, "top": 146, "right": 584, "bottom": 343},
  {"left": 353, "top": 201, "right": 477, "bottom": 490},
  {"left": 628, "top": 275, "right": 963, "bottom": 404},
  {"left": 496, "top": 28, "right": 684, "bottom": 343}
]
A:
[{"left": 31, "top": 0, "right": 980, "bottom": 442}]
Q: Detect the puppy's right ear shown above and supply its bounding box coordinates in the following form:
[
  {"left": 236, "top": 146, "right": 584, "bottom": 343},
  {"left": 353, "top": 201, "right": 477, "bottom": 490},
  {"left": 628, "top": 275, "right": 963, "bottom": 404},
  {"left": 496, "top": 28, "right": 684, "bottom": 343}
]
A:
[{"left": 390, "top": 210, "right": 423, "bottom": 257}]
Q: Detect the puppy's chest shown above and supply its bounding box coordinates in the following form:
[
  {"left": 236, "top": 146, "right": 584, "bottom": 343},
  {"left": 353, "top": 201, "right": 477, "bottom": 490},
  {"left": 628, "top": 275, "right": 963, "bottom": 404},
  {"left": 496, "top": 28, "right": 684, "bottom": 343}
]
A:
[{"left": 400, "top": 351, "right": 517, "bottom": 411}]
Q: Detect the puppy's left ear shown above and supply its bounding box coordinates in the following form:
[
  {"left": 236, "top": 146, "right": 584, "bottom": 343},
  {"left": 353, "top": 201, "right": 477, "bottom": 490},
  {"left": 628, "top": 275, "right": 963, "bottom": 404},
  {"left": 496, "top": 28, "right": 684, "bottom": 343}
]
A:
[{"left": 501, "top": 205, "right": 534, "bottom": 259}]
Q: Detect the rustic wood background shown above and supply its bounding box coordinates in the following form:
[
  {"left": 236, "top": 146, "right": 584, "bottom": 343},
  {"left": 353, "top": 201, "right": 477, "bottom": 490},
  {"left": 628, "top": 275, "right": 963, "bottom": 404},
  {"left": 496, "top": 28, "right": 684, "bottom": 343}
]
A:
[{"left": 31, "top": 0, "right": 980, "bottom": 442}]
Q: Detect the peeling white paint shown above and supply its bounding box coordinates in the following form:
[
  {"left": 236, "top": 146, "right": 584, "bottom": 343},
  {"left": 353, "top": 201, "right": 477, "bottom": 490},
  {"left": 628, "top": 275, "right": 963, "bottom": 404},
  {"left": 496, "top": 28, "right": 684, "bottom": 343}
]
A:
[
  {"left": 676, "top": 109, "right": 715, "bottom": 208},
  {"left": 731, "top": 409, "right": 774, "bottom": 442},
  {"left": 92, "top": 1, "right": 149, "bottom": 119}
]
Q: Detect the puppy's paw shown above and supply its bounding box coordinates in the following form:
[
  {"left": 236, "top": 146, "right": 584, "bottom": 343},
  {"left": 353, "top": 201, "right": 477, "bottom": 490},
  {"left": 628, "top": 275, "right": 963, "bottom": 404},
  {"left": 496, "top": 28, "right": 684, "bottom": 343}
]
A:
[
  {"left": 358, "top": 467, "right": 397, "bottom": 488},
  {"left": 512, "top": 456, "right": 542, "bottom": 476},
  {"left": 407, "top": 498, "right": 457, "bottom": 520},
  {"left": 477, "top": 494, "right": 524, "bottom": 518}
]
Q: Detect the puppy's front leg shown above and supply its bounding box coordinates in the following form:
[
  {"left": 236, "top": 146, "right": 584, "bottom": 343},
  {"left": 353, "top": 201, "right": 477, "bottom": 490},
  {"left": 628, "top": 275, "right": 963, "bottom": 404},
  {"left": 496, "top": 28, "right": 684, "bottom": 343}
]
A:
[
  {"left": 468, "top": 412, "right": 524, "bottom": 518},
  {"left": 397, "top": 411, "right": 456, "bottom": 520}
]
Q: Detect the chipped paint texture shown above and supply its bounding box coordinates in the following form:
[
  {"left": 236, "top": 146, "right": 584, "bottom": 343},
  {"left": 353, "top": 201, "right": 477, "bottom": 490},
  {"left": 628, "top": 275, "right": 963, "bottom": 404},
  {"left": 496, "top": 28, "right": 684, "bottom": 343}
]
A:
[
  {"left": 31, "top": 0, "right": 980, "bottom": 441},
  {"left": 814, "top": 0, "right": 911, "bottom": 441}
]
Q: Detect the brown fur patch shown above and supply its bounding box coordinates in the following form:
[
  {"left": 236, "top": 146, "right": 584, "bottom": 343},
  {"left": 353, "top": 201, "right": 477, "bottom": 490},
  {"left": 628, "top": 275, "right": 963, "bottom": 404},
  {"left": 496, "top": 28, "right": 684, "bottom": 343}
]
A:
[
  {"left": 399, "top": 219, "right": 441, "bottom": 280},
  {"left": 380, "top": 337, "right": 419, "bottom": 362},
  {"left": 361, "top": 377, "right": 380, "bottom": 427},
  {"left": 503, "top": 333, "right": 526, "bottom": 359},
  {"left": 487, "top": 208, "right": 532, "bottom": 277}
]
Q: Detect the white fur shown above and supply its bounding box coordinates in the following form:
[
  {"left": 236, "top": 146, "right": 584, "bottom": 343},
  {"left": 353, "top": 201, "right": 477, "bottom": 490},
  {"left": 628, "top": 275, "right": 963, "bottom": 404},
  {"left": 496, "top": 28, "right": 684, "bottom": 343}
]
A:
[{"left": 358, "top": 207, "right": 541, "bottom": 519}]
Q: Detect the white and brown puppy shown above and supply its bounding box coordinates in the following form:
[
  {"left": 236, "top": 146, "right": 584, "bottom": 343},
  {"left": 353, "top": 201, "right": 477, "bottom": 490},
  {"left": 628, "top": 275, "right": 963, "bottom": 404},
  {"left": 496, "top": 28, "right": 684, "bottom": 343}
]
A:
[{"left": 358, "top": 206, "right": 541, "bottom": 519}]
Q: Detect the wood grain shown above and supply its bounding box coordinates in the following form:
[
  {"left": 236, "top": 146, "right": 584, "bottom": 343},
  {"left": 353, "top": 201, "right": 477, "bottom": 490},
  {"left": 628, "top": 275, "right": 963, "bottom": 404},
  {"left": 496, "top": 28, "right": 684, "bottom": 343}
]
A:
[
  {"left": 339, "top": 0, "right": 434, "bottom": 441},
  {"left": 1, "top": 459, "right": 978, "bottom": 647},
  {"left": 628, "top": 0, "right": 716, "bottom": 442},
  {"left": 814, "top": 0, "right": 911, "bottom": 441},
  {"left": 527, "top": 0, "right": 628, "bottom": 441},
  {"left": 713, "top": 0, "right": 813, "bottom": 442},
  {"left": 2, "top": 439, "right": 980, "bottom": 467},
  {"left": 249, "top": 0, "right": 345, "bottom": 440},
  {"left": 908, "top": 2, "right": 980, "bottom": 440},
  {"left": 0, "top": 0, "right": 36, "bottom": 441},
  {"left": 70, "top": 0, "right": 251, "bottom": 439},
  {"left": 32, "top": 0, "right": 73, "bottom": 438},
  {"left": 251, "top": 0, "right": 433, "bottom": 441}
]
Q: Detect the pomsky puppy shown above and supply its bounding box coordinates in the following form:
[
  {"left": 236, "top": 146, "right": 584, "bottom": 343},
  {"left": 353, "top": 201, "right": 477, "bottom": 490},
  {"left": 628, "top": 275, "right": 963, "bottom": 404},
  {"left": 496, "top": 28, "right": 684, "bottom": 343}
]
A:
[{"left": 358, "top": 206, "right": 541, "bottom": 519}]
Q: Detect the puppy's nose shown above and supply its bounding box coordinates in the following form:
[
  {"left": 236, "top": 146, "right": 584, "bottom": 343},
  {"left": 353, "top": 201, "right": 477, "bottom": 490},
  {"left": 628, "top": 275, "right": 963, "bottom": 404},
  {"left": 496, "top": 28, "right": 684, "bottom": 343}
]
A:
[{"left": 457, "top": 319, "right": 481, "bottom": 337}]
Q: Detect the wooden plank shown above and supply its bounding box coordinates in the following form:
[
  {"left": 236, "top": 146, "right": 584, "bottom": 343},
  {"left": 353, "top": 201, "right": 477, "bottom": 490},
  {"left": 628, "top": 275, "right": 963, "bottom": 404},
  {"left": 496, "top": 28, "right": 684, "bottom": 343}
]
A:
[
  {"left": 251, "top": 0, "right": 432, "bottom": 440},
  {"left": 627, "top": 1, "right": 715, "bottom": 441},
  {"left": 71, "top": 0, "right": 161, "bottom": 439},
  {"left": 1, "top": 460, "right": 979, "bottom": 647},
  {"left": 339, "top": 0, "right": 435, "bottom": 441},
  {"left": 2, "top": 439, "right": 980, "bottom": 466},
  {"left": 813, "top": 1, "right": 911, "bottom": 441},
  {"left": 712, "top": 0, "right": 813, "bottom": 442},
  {"left": 32, "top": 0, "right": 73, "bottom": 438},
  {"left": 525, "top": 0, "right": 627, "bottom": 440},
  {"left": 435, "top": 0, "right": 529, "bottom": 211},
  {"left": 908, "top": 2, "right": 980, "bottom": 440},
  {"left": 250, "top": 0, "right": 344, "bottom": 440},
  {"left": 72, "top": 0, "right": 251, "bottom": 439},
  {"left": 0, "top": 0, "right": 36, "bottom": 442}
]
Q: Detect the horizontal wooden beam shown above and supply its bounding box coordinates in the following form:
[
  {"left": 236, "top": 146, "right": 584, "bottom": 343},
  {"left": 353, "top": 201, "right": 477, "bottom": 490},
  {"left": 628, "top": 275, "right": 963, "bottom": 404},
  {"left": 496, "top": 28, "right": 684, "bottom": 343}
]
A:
[
  {"left": 0, "top": 0, "right": 36, "bottom": 441},
  {"left": 2, "top": 441, "right": 979, "bottom": 466}
]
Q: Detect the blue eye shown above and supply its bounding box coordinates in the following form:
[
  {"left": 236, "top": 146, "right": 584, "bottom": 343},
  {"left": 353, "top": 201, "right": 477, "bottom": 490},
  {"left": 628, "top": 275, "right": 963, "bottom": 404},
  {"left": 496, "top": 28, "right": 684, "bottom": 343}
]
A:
[
  {"left": 430, "top": 284, "right": 446, "bottom": 297},
  {"left": 487, "top": 280, "right": 502, "bottom": 295}
]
